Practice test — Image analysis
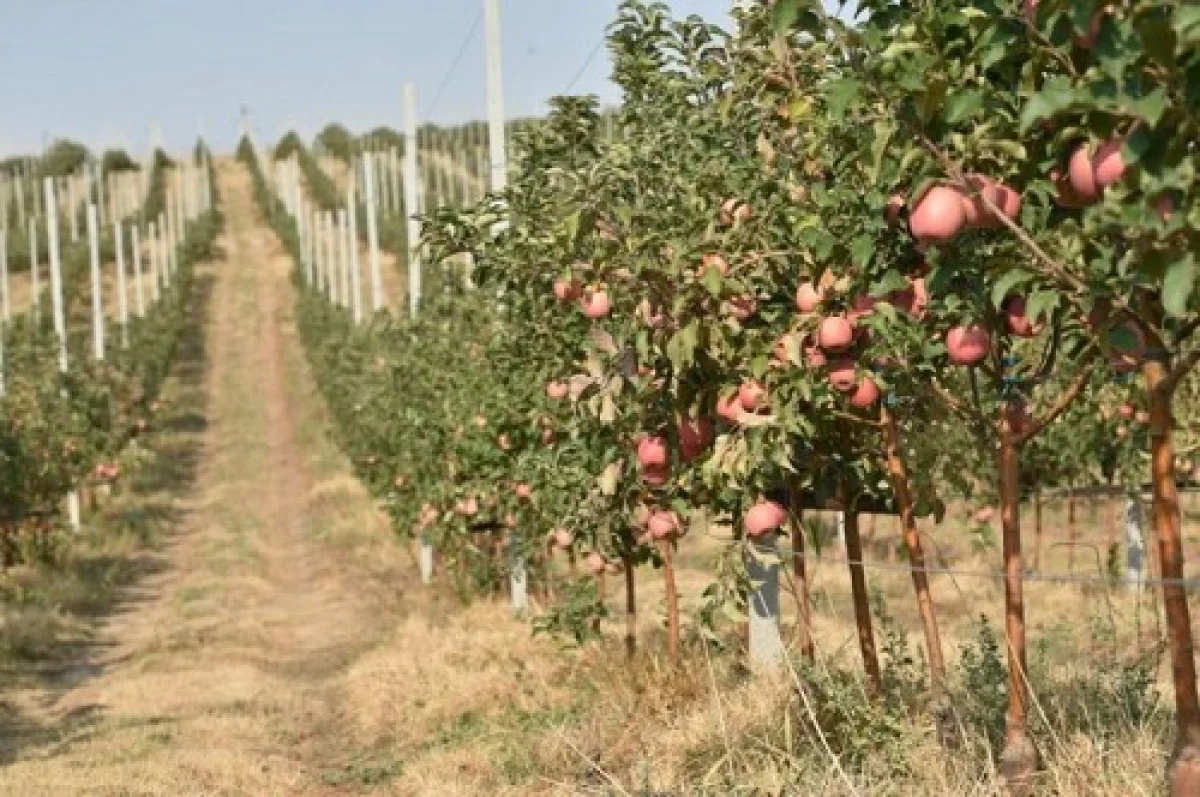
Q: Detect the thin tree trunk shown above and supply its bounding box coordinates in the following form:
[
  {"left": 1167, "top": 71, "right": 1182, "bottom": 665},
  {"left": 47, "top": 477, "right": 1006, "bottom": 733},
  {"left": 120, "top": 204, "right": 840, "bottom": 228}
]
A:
[
  {"left": 1067, "top": 486, "right": 1077, "bottom": 572},
  {"left": 787, "top": 485, "right": 814, "bottom": 662},
  {"left": 1033, "top": 488, "right": 1043, "bottom": 573},
  {"left": 842, "top": 507, "right": 881, "bottom": 697},
  {"left": 998, "top": 403, "right": 1036, "bottom": 795},
  {"left": 1144, "top": 361, "right": 1200, "bottom": 796},
  {"left": 593, "top": 571, "right": 605, "bottom": 634},
  {"left": 623, "top": 554, "right": 637, "bottom": 660},
  {"left": 881, "top": 406, "right": 946, "bottom": 689},
  {"left": 659, "top": 540, "right": 680, "bottom": 664}
]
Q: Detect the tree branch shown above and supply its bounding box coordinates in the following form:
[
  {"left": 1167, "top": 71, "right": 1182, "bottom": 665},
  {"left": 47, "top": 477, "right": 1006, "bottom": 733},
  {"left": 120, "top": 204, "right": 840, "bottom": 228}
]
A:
[{"left": 1016, "top": 359, "right": 1097, "bottom": 445}]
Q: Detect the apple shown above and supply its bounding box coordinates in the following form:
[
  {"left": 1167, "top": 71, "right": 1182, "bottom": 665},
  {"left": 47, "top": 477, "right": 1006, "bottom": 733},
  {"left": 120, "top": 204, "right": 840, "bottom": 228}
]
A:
[
  {"left": 795, "top": 282, "right": 824, "bottom": 314},
  {"left": 817, "top": 316, "right": 855, "bottom": 352},
  {"left": 849, "top": 376, "right": 881, "bottom": 408},
  {"left": 738, "top": 379, "right": 767, "bottom": 412},
  {"left": 1002, "top": 296, "right": 1042, "bottom": 338},
  {"left": 553, "top": 277, "right": 582, "bottom": 302},
  {"left": 909, "top": 186, "right": 967, "bottom": 243},
  {"left": 744, "top": 500, "right": 787, "bottom": 538},
  {"left": 580, "top": 288, "right": 612, "bottom": 319},
  {"left": 946, "top": 325, "right": 991, "bottom": 366},
  {"left": 648, "top": 510, "right": 682, "bottom": 540}
]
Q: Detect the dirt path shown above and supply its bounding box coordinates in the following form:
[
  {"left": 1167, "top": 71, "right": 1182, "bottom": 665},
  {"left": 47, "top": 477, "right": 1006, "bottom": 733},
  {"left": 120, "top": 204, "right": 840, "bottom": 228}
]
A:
[{"left": 1, "top": 159, "right": 414, "bottom": 794}]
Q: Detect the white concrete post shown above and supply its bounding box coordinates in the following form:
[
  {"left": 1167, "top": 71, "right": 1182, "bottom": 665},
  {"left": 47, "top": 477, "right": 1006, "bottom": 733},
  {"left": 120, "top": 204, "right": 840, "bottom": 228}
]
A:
[
  {"left": 45, "top": 179, "right": 69, "bottom": 373},
  {"left": 484, "top": 0, "right": 509, "bottom": 194},
  {"left": 347, "top": 191, "right": 363, "bottom": 324},
  {"left": 115, "top": 221, "right": 129, "bottom": 348},
  {"left": 86, "top": 204, "right": 105, "bottom": 361},
  {"left": 45, "top": 178, "right": 80, "bottom": 530},
  {"left": 0, "top": 229, "right": 9, "bottom": 324},
  {"left": 28, "top": 216, "right": 40, "bottom": 323},
  {"left": 336, "top": 208, "right": 350, "bottom": 309},
  {"left": 362, "top": 152, "right": 383, "bottom": 313},
  {"left": 132, "top": 224, "right": 145, "bottom": 316},
  {"left": 402, "top": 83, "right": 422, "bottom": 317},
  {"left": 149, "top": 221, "right": 162, "bottom": 303}
]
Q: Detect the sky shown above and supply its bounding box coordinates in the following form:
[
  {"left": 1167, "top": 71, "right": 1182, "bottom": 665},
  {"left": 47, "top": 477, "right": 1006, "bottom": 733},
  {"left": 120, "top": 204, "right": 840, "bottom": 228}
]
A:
[{"left": 0, "top": 0, "right": 744, "bottom": 158}]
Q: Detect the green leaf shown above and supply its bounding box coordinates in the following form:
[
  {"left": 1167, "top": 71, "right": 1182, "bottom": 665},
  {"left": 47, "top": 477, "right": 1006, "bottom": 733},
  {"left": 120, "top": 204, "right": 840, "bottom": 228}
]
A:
[
  {"left": 869, "top": 120, "right": 895, "bottom": 184},
  {"left": 1163, "top": 256, "right": 1197, "bottom": 319},
  {"left": 850, "top": 235, "right": 875, "bottom": 270},
  {"left": 943, "top": 90, "right": 984, "bottom": 126},
  {"left": 1127, "top": 87, "right": 1168, "bottom": 127},
  {"left": 1024, "top": 289, "right": 1059, "bottom": 326},
  {"left": 1020, "top": 76, "right": 1077, "bottom": 133},
  {"left": 770, "top": 0, "right": 801, "bottom": 35},
  {"left": 990, "top": 270, "right": 1033, "bottom": 309},
  {"left": 826, "top": 78, "right": 863, "bottom": 121}
]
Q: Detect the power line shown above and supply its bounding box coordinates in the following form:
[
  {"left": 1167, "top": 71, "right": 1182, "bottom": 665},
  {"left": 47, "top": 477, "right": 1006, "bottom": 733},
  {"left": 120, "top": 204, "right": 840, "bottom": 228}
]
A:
[
  {"left": 426, "top": 9, "right": 485, "bottom": 119},
  {"left": 563, "top": 38, "right": 606, "bottom": 95}
]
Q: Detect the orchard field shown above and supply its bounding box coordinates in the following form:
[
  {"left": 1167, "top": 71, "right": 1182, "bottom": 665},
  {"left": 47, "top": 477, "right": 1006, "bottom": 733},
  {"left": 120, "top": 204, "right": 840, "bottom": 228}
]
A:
[{"left": 1, "top": 0, "right": 1198, "bottom": 795}]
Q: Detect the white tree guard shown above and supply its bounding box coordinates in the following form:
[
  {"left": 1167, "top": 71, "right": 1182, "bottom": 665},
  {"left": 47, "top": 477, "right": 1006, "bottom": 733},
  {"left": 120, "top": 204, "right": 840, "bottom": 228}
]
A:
[
  {"left": 0, "top": 229, "right": 9, "bottom": 324},
  {"left": 347, "top": 195, "right": 363, "bottom": 324},
  {"left": 510, "top": 540, "right": 528, "bottom": 614},
  {"left": 45, "top": 178, "right": 79, "bottom": 531},
  {"left": 419, "top": 535, "right": 434, "bottom": 585},
  {"left": 747, "top": 531, "right": 786, "bottom": 670},
  {"left": 1125, "top": 495, "right": 1147, "bottom": 592}
]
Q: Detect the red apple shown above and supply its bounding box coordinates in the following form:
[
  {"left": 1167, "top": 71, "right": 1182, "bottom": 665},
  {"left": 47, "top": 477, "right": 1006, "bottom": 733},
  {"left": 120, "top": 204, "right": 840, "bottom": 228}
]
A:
[
  {"left": 1002, "top": 295, "right": 1042, "bottom": 338},
  {"left": 716, "top": 392, "right": 744, "bottom": 424},
  {"left": 795, "top": 282, "right": 824, "bottom": 314},
  {"left": 1092, "top": 138, "right": 1126, "bottom": 189},
  {"left": 701, "top": 253, "right": 730, "bottom": 278},
  {"left": 1067, "top": 144, "right": 1101, "bottom": 203},
  {"left": 553, "top": 277, "right": 582, "bottom": 302},
  {"left": 849, "top": 376, "right": 881, "bottom": 408},
  {"left": 946, "top": 325, "right": 991, "bottom": 366},
  {"left": 546, "top": 380, "right": 568, "bottom": 400},
  {"left": 909, "top": 186, "right": 968, "bottom": 243},
  {"left": 817, "top": 316, "right": 855, "bottom": 352},
  {"left": 744, "top": 500, "right": 787, "bottom": 538},
  {"left": 580, "top": 288, "right": 612, "bottom": 319},
  {"left": 738, "top": 379, "right": 767, "bottom": 412},
  {"left": 637, "top": 435, "right": 670, "bottom": 469},
  {"left": 648, "top": 510, "right": 682, "bottom": 540}
]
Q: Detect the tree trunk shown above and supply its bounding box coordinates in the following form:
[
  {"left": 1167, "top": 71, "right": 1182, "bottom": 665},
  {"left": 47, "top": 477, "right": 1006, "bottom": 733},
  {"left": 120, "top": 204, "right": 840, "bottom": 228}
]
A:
[
  {"left": 1032, "top": 488, "right": 1043, "bottom": 573},
  {"left": 881, "top": 406, "right": 946, "bottom": 689},
  {"left": 1143, "top": 361, "right": 1200, "bottom": 796},
  {"left": 787, "top": 487, "right": 814, "bottom": 662},
  {"left": 842, "top": 508, "right": 881, "bottom": 697},
  {"left": 998, "top": 403, "right": 1037, "bottom": 795},
  {"left": 659, "top": 539, "right": 680, "bottom": 664},
  {"left": 623, "top": 554, "right": 637, "bottom": 660},
  {"left": 1066, "top": 486, "right": 1077, "bottom": 572},
  {"left": 593, "top": 571, "right": 605, "bottom": 634}
]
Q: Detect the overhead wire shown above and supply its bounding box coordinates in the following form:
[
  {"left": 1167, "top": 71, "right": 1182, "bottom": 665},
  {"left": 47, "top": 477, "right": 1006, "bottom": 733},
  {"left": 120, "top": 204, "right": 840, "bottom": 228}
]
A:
[{"left": 425, "top": 8, "right": 485, "bottom": 119}]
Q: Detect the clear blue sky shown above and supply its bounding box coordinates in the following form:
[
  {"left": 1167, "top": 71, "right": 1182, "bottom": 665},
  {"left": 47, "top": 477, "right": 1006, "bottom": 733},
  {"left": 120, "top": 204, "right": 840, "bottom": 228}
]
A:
[{"left": 0, "top": 0, "right": 747, "bottom": 158}]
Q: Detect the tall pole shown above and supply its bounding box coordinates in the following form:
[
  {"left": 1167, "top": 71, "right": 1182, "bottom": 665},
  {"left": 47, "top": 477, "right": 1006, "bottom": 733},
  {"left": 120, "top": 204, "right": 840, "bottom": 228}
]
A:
[
  {"left": 402, "top": 82, "right": 422, "bottom": 317},
  {"left": 86, "top": 204, "right": 105, "bottom": 361},
  {"left": 115, "top": 220, "right": 129, "bottom": 348},
  {"left": 362, "top": 152, "right": 383, "bottom": 313},
  {"left": 484, "top": 0, "right": 508, "bottom": 195},
  {"left": 28, "top": 216, "right": 40, "bottom": 323},
  {"left": 45, "top": 178, "right": 80, "bottom": 530}
]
